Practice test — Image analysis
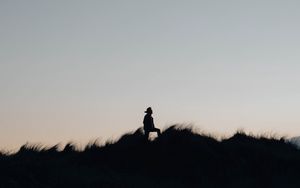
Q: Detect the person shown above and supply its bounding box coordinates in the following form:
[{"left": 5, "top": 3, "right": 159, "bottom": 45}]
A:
[{"left": 143, "top": 107, "right": 161, "bottom": 139}]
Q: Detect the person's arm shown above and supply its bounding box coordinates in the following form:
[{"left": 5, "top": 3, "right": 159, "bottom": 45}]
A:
[{"left": 151, "top": 116, "right": 155, "bottom": 128}]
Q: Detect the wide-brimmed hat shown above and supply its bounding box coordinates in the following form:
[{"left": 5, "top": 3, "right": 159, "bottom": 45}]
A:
[{"left": 145, "top": 107, "right": 152, "bottom": 113}]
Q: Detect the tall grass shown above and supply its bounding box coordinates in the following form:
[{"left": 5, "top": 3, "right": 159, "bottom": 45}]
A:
[{"left": 1, "top": 125, "right": 300, "bottom": 188}]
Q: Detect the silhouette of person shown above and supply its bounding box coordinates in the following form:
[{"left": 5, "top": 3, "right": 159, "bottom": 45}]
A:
[{"left": 143, "top": 107, "right": 161, "bottom": 139}]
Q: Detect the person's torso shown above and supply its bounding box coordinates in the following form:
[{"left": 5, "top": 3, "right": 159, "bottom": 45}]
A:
[{"left": 143, "top": 114, "right": 154, "bottom": 130}]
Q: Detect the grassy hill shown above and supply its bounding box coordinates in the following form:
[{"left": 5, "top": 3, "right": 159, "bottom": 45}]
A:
[{"left": 1, "top": 125, "right": 300, "bottom": 188}]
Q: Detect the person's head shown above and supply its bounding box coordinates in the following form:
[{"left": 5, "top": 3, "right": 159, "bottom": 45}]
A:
[{"left": 145, "top": 107, "right": 153, "bottom": 114}]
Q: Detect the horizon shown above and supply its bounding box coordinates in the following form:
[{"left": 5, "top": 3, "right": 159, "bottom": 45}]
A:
[{"left": 1, "top": 1, "right": 300, "bottom": 150}]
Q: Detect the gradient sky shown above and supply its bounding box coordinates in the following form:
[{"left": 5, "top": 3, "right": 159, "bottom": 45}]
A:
[{"left": 1, "top": 1, "right": 300, "bottom": 150}]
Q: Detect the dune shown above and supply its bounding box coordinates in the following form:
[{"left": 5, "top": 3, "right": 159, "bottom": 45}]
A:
[{"left": 1, "top": 125, "right": 300, "bottom": 188}]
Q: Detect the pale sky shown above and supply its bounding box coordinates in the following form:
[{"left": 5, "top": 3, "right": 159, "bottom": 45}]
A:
[{"left": 1, "top": 0, "right": 300, "bottom": 150}]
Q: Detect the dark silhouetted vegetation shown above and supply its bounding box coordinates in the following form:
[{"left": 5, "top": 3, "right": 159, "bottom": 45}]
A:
[{"left": 1, "top": 125, "right": 300, "bottom": 188}]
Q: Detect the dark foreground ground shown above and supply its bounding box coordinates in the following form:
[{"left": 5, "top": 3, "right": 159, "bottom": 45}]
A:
[{"left": 1, "top": 125, "right": 300, "bottom": 188}]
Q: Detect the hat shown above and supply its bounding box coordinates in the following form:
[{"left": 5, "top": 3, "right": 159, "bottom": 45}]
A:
[{"left": 145, "top": 107, "right": 152, "bottom": 113}]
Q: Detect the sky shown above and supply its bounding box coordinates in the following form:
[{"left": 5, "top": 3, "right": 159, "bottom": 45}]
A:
[{"left": 1, "top": 0, "right": 300, "bottom": 150}]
